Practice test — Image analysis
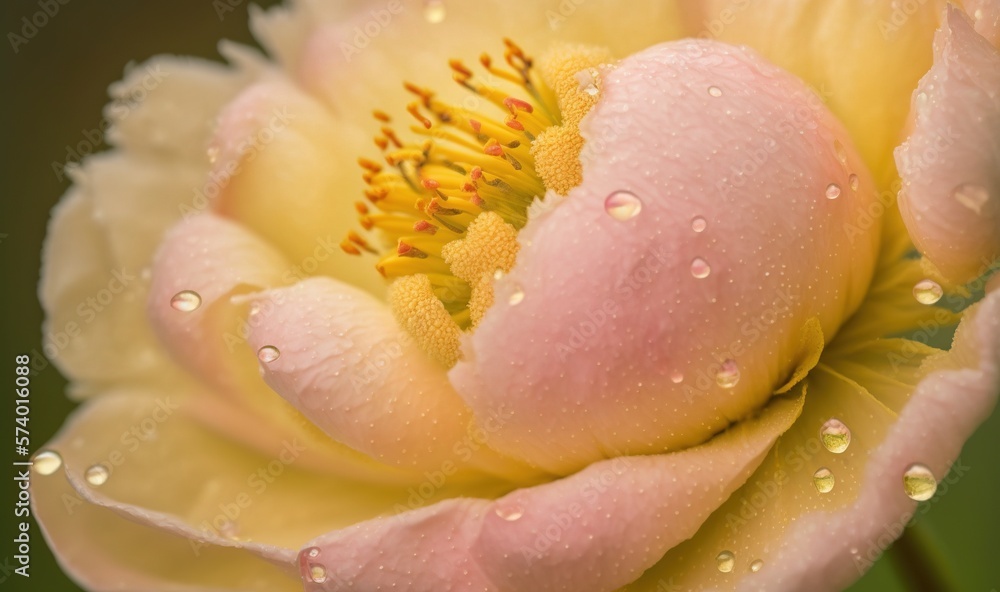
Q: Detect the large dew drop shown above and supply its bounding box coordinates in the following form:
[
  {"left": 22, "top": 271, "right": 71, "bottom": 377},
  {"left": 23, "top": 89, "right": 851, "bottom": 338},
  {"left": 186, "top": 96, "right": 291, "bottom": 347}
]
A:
[
  {"left": 257, "top": 345, "right": 281, "bottom": 363},
  {"left": 32, "top": 450, "right": 63, "bottom": 475},
  {"left": 508, "top": 287, "right": 525, "bottom": 306},
  {"left": 820, "top": 418, "right": 851, "bottom": 454},
  {"left": 495, "top": 504, "right": 524, "bottom": 522},
  {"left": 85, "top": 464, "right": 110, "bottom": 487},
  {"left": 813, "top": 467, "right": 835, "bottom": 493},
  {"left": 715, "top": 359, "right": 740, "bottom": 389},
  {"left": 604, "top": 190, "right": 643, "bottom": 221},
  {"left": 825, "top": 183, "right": 841, "bottom": 200},
  {"left": 912, "top": 279, "right": 943, "bottom": 305},
  {"left": 690, "top": 257, "right": 711, "bottom": 279},
  {"left": 903, "top": 463, "right": 937, "bottom": 501},
  {"left": 750, "top": 559, "right": 764, "bottom": 573},
  {"left": 716, "top": 550, "right": 735, "bottom": 573},
  {"left": 170, "top": 290, "right": 202, "bottom": 312}
]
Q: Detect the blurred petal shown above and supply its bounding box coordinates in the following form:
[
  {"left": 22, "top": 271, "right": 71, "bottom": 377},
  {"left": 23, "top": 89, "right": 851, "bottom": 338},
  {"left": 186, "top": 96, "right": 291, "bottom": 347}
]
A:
[
  {"left": 246, "top": 277, "right": 531, "bottom": 476},
  {"left": 297, "top": 391, "right": 802, "bottom": 592},
  {"left": 896, "top": 6, "right": 1000, "bottom": 284},
  {"left": 451, "top": 40, "right": 880, "bottom": 474},
  {"left": 209, "top": 80, "right": 383, "bottom": 295},
  {"left": 679, "top": 0, "right": 944, "bottom": 187}
]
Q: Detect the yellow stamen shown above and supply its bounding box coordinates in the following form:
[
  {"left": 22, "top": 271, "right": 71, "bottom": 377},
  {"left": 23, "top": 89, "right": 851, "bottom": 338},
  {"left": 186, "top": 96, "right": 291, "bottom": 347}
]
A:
[{"left": 345, "top": 42, "right": 613, "bottom": 365}]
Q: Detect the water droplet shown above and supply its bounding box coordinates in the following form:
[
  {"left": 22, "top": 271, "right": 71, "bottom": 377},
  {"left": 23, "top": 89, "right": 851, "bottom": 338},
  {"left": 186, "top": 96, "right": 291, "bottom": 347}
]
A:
[
  {"left": 912, "top": 279, "right": 943, "bottom": 305},
  {"left": 584, "top": 83, "right": 599, "bottom": 96},
  {"left": 604, "top": 190, "right": 643, "bottom": 221},
  {"left": 707, "top": 85, "right": 723, "bottom": 97},
  {"left": 750, "top": 559, "right": 764, "bottom": 573},
  {"left": 813, "top": 467, "right": 835, "bottom": 493},
  {"left": 170, "top": 290, "right": 202, "bottom": 312},
  {"left": 691, "top": 216, "right": 707, "bottom": 233},
  {"left": 308, "top": 563, "right": 328, "bottom": 584},
  {"left": 32, "top": 450, "right": 62, "bottom": 475},
  {"left": 715, "top": 359, "right": 740, "bottom": 389},
  {"left": 493, "top": 268, "right": 505, "bottom": 281},
  {"left": 670, "top": 370, "right": 684, "bottom": 384},
  {"left": 690, "top": 257, "right": 711, "bottom": 279},
  {"left": 495, "top": 504, "right": 524, "bottom": 521},
  {"left": 85, "top": 464, "right": 109, "bottom": 486},
  {"left": 903, "top": 463, "right": 937, "bottom": 501},
  {"left": 849, "top": 174, "right": 859, "bottom": 192},
  {"left": 833, "top": 139, "right": 848, "bottom": 164},
  {"left": 423, "top": 0, "right": 445, "bottom": 23},
  {"left": 508, "top": 288, "right": 525, "bottom": 306},
  {"left": 716, "top": 550, "right": 735, "bottom": 573},
  {"left": 820, "top": 418, "right": 851, "bottom": 454},
  {"left": 257, "top": 345, "right": 280, "bottom": 363},
  {"left": 825, "top": 183, "right": 841, "bottom": 200},
  {"left": 951, "top": 183, "right": 989, "bottom": 214},
  {"left": 305, "top": 547, "right": 321, "bottom": 558}
]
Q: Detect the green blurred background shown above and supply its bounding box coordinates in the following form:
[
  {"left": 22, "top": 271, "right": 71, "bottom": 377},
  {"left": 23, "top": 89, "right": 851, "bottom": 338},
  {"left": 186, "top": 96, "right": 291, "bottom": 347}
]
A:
[{"left": 0, "top": 1, "right": 997, "bottom": 590}]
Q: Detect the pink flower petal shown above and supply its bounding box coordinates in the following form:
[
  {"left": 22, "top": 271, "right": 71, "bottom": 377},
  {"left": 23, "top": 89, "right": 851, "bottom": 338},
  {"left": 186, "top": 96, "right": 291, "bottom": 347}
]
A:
[
  {"left": 296, "top": 392, "right": 802, "bottom": 591},
  {"left": 246, "top": 277, "right": 532, "bottom": 475},
  {"left": 896, "top": 6, "right": 1000, "bottom": 284},
  {"left": 451, "top": 40, "right": 881, "bottom": 474}
]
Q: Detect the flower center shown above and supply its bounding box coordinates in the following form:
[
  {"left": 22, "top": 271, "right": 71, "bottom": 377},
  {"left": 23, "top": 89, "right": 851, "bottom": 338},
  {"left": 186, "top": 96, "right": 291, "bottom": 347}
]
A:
[{"left": 342, "top": 41, "right": 613, "bottom": 365}]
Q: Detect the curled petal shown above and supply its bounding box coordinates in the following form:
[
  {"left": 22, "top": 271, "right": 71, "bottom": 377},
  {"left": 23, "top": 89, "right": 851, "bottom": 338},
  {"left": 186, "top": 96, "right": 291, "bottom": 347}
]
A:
[
  {"left": 297, "top": 392, "right": 802, "bottom": 591},
  {"left": 896, "top": 6, "right": 1000, "bottom": 284},
  {"left": 246, "top": 277, "right": 530, "bottom": 476},
  {"left": 451, "top": 40, "right": 880, "bottom": 474}
]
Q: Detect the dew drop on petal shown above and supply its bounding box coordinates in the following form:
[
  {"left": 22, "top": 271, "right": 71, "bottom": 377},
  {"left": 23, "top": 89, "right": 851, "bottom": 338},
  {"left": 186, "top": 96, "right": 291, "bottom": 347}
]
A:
[
  {"left": 32, "top": 450, "right": 62, "bottom": 475},
  {"left": 825, "top": 183, "right": 841, "bottom": 200},
  {"left": 493, "top": 268, "right": 505, "bottom": 281},
  {"left": 690, "top": 257, "right": 711, "bottom": 279},
  {"left": 951, "top": 183, "right": 990, "bottom": 214},
  {"left": 813, "top": 467, "right": 835, "bottom": 493},
  {"left": 691, "top": 216, "right": 707, "bottom": 233},
  {"left": 85, "top": 464, "right": 109, "bottom": 487},
  {"left": 849, "top": 174, "right": 860, "bottom": 192},
  {"left": 423, "top": 0, "right": 446, "bottom": 23},
  {"left": 903, "top": 463, "right": 937, "bottom": 501},
  {"left": 309, "top": 563, "right": 328, "bottom": 584},
  {"left": 750, "top": 559, "right": 764, "bottom": 573},
  {"left": 670, "top": 370, "right": 684, "bottom": 384},
  {"left": 170, "top": 290, "right": 201, "bottom": 312},
  {"left": 604, "top": 190, "right": 642, "bottom": 221},
  {"left": 305, "top": 547, "right": 321, "bottom": 559},
  {"left": 257, "top": 345, "right": 281, "bottom": 363},
  {"left": 716, "top": 550, "right": 735, "bottom": 573},
  {"left": 913, "top": 279, "right": 943, "bottom": 305},
  {"left": 708, "top": 85, "right": 723, "bottom": 97},
  {"left": 715, "top": 359, "right": 740, "bottom": 389},
  {"left": 833, "top": 139, "right": 848, "bottom": 164},
  {"left": 509, "top": 287, "right": 525, "bottom": 306},
  {"left": 495, "top": 504, "right": 524, "bottom": 522},
  {"left": 820, "top": 418, "right": 851, "bottom": 454}
]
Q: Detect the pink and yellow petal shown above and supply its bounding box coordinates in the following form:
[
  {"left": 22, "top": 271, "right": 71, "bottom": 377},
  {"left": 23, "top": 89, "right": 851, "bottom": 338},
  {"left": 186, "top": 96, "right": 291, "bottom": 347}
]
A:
[
  {"left": 245, "top": 277, "right": 536, "bottom": 477},
  {"left": 451, "top": 40, "right": 880, "bottom": 474},
  {"left": 896, "top": 6, "right": 1000, "bottom": 284},
  {"left": 296, "top": 391, "right": 802, "bottom": 591},
  {"left": 679, "top": 0, "right": 945, "bottom": 188}
]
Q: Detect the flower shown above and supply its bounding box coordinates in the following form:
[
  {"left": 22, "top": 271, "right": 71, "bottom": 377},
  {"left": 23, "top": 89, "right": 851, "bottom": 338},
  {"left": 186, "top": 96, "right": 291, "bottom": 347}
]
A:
[{"left": 32, "top": 1, "right": 999, "bottom": 591}]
